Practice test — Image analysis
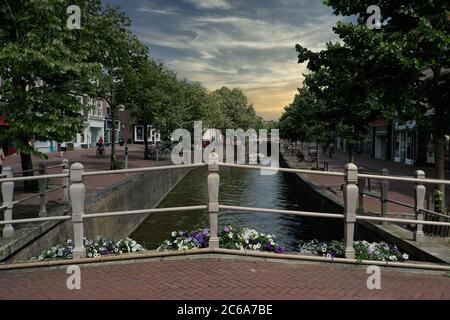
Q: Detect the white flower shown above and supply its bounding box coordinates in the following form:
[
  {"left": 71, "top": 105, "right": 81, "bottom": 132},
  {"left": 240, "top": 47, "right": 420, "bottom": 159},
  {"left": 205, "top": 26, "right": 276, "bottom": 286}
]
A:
[
  {"left": 402, "top": 253, "right": 409, "bottom": 260},
  {"left": 171, "top": 231, "right": 177, "bottom": 237}
]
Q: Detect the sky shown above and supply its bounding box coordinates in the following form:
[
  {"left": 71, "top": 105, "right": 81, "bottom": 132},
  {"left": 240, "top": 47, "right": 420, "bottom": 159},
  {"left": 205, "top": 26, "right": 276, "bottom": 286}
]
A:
[{"left": 104, "top": 0, "right": 341, "bottom": 120}]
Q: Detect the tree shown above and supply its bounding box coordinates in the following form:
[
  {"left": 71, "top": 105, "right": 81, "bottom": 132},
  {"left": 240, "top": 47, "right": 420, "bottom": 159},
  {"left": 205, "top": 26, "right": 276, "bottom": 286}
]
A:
[
  {"left": 279, "top": 87, "right": 332, "bottom": 165},
  {"left": 85, "top": 4, "right": 147, "bottom": 169},
  {"left": 324, "top": 0, "right": 449, "bottom": 198},
  {"left": 0, "top": 0, "right": 101, "bottom": 189},
  {"left": 296, "top": 37, "right": 385, "bottom": 162},
  {"left": 210, "top": 87, "right": 259, "bottom": 130}
]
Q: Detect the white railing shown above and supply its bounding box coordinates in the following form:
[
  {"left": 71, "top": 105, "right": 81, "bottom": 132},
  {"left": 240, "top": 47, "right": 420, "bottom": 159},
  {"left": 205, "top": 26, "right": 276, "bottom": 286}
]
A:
[
  {"left": 0, "top": 159, "right": 69, "bottom": 238},
  {"left": 1, "top": 153, "right": 450, "bottom": 264}
]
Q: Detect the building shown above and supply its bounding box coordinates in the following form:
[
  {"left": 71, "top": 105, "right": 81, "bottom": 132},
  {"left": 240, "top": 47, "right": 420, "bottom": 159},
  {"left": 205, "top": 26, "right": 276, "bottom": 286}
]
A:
[
  {"left": 371, "top": 120, "right": 392, "bottom": 161},
  {"left": 391, "top": 120, "right": 418, "bottom": 165},
  {"left": 103, "top": 102, "right": 121, "bottom": 146},
  {"left": 133, "top": 124, "right": 161, "bottom": 144},
  {"left": 73, "top": 95, "right": 105, "bottom": 148}
]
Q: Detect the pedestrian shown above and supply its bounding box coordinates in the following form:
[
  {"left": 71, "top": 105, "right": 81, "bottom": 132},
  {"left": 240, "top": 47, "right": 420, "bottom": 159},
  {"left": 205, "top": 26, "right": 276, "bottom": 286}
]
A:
[
  {"left": 60, "top": 141, "right": 67, "bottom": 158},
  {"left": 0, "top": 145, "right": 5, "bottom": 174}
]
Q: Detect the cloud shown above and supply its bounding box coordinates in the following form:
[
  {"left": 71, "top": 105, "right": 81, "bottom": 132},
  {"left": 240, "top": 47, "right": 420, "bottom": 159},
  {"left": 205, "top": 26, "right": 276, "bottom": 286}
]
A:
[
  {"left": 117, "top": 0, "right": 340, "bottom": 120},
  {"left": 137, "top": 6, "right": 179, "bottom": 15},
  {"left": 183, "top": 0, "right": 231, "bottom": 9}
]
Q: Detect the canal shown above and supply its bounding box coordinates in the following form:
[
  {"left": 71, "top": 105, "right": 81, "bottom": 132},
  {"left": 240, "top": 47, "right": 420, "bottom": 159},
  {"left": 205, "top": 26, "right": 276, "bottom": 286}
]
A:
[{"left": 132, "top": 167, "right": 314, "bottom": 252}]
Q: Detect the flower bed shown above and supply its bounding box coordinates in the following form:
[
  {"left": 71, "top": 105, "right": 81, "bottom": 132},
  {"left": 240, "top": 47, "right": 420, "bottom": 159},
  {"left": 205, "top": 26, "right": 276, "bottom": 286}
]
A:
[
  {"left": 298, "top": 239, "right": 409, "bottom": 261},
  {"left": 157, "top": 226, "right": 285, "bottom": 253},
  {"left": 32, "top": 236, "right": 145, "bottom": 261}
]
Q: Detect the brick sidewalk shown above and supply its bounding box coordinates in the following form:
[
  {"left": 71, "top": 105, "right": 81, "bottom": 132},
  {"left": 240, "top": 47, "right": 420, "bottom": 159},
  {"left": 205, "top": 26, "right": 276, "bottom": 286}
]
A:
[
  {"left": 0, "top": 258, "right": 449, "bottom": 300},
  {"left": 284, "top": 148, "right": 450, "bottom": 215},
  {"left": 1, "top": 145, "right": 163, "bottom": 219}
]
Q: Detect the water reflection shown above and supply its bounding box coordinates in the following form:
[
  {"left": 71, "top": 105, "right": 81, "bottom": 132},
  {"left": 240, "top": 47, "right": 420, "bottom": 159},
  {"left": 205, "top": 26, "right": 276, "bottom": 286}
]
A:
[{"left": 132, "top": 167, "right": 313, "bottom": 252}]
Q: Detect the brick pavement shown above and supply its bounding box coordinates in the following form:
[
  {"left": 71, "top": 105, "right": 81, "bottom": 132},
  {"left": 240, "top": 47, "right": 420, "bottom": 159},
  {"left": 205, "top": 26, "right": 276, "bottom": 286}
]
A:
[
  {"left": 284, "top": 148, "right": 450, "bottom": 215},
  {"left": 0, "top": 257, "right": 449, "bottom": 300},
  {"left": 1, "top": 145, "right": 162, "bottom": 220}
]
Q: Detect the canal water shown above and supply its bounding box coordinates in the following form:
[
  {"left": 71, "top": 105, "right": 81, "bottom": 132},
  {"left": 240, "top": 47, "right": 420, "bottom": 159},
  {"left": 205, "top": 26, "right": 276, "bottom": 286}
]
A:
[{"left": 132, "top": 167, "right": 314, "bottom": 252}]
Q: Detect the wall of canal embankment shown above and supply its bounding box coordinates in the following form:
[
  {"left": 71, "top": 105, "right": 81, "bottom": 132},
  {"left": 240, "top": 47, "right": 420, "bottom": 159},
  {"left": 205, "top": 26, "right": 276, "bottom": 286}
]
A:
[{"left": 1, "top": 167, "right": 190, "bottom": 263}]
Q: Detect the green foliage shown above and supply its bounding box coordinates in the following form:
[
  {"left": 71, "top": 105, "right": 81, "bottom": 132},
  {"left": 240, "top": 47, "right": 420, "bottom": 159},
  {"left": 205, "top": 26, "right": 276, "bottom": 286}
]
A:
[
  {"left": 294, "top": 38, "right": 385, "bottom": 147},
  {"left": 279, "top": 87, "right": 331, "bottom": 144},
  {"left": 323, "top": 0, "right": 449, "bottom": 188},
  {"left": 0, "top": 0, "right": 102, "bottom": 157},
  {"left": 434, "top": 190, "right": 445, "bottom": 214}
]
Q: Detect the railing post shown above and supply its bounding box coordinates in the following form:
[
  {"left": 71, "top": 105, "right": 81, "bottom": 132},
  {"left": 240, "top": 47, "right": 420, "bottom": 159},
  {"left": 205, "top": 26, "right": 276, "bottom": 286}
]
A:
[
  {"left": 70, "top": 163, "right": 86, "bottom": 259},
  {"left": 62, "top": 159, "right": 70, "bottom": 205},
  {"left": 2, "top": 167, "right": 14, "bottom": 238},
  {"left": 38, "top": 162, "right": 48, "bottom": 216},
  {"left": 344, "top": 163, "right": 358, "bottom": 259},
  {"left": 208, "top": 152, "right": 220, "bottom": 249},
  {"left": 413, "top": 170, "right": 426, "bottom": 242},
  {"left": 380, "top": 168, "right": 389, "bottom": 224},
  {"left": 357, "top": 167, "right": 366, "bottom": 215}
]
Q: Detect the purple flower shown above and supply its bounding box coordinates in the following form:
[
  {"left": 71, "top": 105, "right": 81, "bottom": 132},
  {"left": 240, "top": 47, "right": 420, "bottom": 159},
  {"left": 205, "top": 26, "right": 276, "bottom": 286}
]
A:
[
  {"left": 275, "top": 246, "right": 285, "bottom": 254},
  {"left": 223, "top": 226, "right": 230, "bottom": 233}
]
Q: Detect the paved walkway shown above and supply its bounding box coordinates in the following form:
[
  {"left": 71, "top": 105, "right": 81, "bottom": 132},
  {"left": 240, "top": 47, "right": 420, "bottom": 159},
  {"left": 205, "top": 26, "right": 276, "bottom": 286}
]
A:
[
  {"left": 284, "top": 147, "right": 450, "bottom": 215},
  {"left": 1, "top": 145, "right": 164, "bottom": 220},
  {"left": 0, "top": 257, "right": 449, "bottom": 300}
]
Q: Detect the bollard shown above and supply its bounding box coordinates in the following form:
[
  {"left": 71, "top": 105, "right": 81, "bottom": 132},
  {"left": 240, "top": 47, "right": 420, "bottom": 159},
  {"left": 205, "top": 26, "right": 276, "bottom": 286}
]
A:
[
  {"left": 208, "top": 152, "right": 220, "bottom": 249},
  {"left": 343, "top": 163, "right": 358, "bottom": 259},
  {"left": 357, "top": 167, "right": 366, "bottom": 215},
  {"left": 380, "top": 168, "right": 389, "bottom": 224},
  {"left": 70, "top": 163, "right": 86, "bottom": 259},
  {"left": 413, "top": 170, "right": 426, "bottom": 242},
  {"left": 62, "top": 159, "right": 70, "bottom": 205},
  {"left": 38, "top": 162, "right": 48, "bottom": 217},
  {"left": 1, "top": 167, "right": 14, "bottom": 238},
  {"left": 125, "top": 145, "right": 128, "bottom": 170}
]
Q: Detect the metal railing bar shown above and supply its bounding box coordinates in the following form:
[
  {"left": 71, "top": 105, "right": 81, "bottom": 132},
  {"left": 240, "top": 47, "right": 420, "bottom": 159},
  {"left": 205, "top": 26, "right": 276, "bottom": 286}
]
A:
[
  {"left": 0, "top": 215, "right": 71, "bottom": 226},
  {"left": 219, "top": 163, "right": 345, "bottom": 177},
  {"left": 219, "top": 204, "right": 345, "bottom": 219},
  {"left": 356, "top": 215, "right": 450, "bottom": 227},
  {"left": 12, "top": 193, "right": 42, "bottom": 205},
  {"left": 0, "top": 173, "right": 68, "bottom": 183},
  {"left": 47, "top": 185, "right": 64, "bottom": 193},
  {"left": 362, "top": 192, "right": 380, "bottom": 199},
  {"left": 82, "top": 205, "right": 207, "bottom": 219},
  {"left": 46, "top": 164, "right": 66, "bottom": 169},
  {"left": 369, "top": 211, "right": 415, "bottom": 217},
  {"left": 13, "top": 168, "right": 41, "bottom": 175},
  {"left": 420, "top": 208, "right": 450, "bottom": 220},
  {"left": 82, "top": 163, "right": 206, "bottom": 177},
  {"left": 386, "top": 198, "right": 415, "bottom": 209},
  {"left": 358, "top": 173, "right": 450, "bottom": 185}
]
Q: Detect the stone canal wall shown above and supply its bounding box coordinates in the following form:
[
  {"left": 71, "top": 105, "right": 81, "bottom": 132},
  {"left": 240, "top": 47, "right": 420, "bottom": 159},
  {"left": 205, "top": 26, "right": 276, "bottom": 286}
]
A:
[{"left": 3, "top": 167, "right": 190, "bottom": 263}]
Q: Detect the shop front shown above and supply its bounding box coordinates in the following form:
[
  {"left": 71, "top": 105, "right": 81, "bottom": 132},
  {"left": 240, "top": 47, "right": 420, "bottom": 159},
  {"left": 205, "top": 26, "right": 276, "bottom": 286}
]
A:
[
  {"left": 371, "top": 120, "right": 391, "bottom": 160},
  {"left": 392, "top": 121, "right": 417, "bottom": 165}
]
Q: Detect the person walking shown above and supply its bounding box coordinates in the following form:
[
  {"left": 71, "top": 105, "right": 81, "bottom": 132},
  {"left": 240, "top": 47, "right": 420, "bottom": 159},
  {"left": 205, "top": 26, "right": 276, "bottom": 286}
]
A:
[{"left": 0, "top": 146, "right": 5, "bottom": 173}]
